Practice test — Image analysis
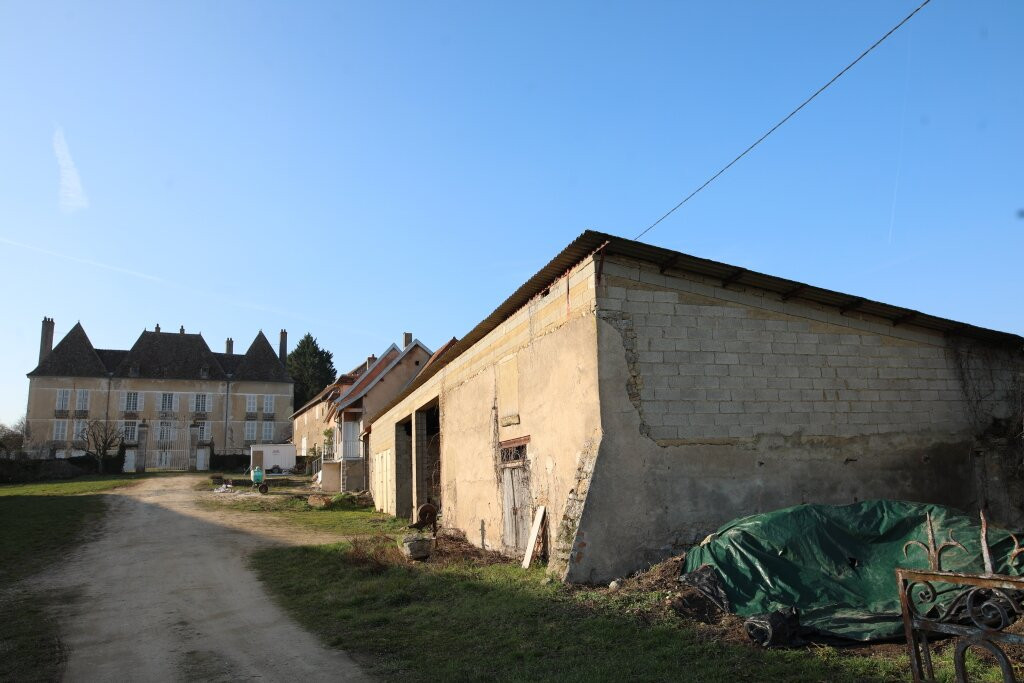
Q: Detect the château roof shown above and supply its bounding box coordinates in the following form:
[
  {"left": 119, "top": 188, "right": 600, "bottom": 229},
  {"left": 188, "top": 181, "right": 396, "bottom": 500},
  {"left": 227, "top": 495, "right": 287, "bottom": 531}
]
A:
[{"left": 28, "top": 325, "right": 292, "bottom": 384}]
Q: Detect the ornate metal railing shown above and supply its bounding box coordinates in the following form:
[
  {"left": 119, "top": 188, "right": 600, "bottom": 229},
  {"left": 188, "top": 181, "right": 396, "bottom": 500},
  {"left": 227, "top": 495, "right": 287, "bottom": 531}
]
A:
[{"left": 897, "top": 511, "right": 1024, "bottom": 683}]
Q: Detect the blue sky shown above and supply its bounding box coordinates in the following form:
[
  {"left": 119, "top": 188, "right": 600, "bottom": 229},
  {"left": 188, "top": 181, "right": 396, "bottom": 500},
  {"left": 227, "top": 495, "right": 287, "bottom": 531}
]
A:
[{"left": 1, "top": 1, "right": 1021, "bottom": 424}]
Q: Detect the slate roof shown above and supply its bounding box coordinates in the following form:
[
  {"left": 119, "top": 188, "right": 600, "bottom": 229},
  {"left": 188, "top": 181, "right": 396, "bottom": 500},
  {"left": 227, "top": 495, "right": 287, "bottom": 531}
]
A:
[
  {"left": 112, "top": 331, "right": 227, "bottom": 380},
  {"left": 28, "top": 323, "right": 107, "bottom": 378},
  {"left": 29, "top": 325, "right": 292, "bottom": 383},
  {"left": 232, "top": 331, "right": 292, "bottom": 382}
]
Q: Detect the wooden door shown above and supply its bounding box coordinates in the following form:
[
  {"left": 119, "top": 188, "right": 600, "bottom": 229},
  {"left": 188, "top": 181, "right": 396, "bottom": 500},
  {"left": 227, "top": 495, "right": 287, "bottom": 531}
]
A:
[
  {"left": 251, "top": 450, "right": 264, "bottom": 469},
  {"left": 501, "top": 465, "right": 531, "bottom": 554}
]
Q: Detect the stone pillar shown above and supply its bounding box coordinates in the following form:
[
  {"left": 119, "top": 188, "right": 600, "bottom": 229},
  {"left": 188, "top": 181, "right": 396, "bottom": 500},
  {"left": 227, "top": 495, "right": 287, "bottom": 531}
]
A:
[
  {"left": 136, "top": 422, "right": 149, "bottom": 473},
  {"left": 412, "top": 408, "right": 430, "bottom": 508},
  {"left": 188, "top": 424, "right": 200, "bottom": 471}
]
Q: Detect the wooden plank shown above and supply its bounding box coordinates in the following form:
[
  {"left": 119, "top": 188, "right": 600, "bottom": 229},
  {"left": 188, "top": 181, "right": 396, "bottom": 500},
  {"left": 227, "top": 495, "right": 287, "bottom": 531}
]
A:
[{"left": 521, "top": 505, "right": 546, "bottom": 569}]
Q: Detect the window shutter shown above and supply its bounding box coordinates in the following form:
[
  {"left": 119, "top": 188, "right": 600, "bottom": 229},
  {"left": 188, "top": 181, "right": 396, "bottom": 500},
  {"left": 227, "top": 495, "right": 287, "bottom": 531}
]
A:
[
  {"left": 172, "top": 393, "right": 179, "bottom": 412},
  {"left": 206, "top": 393, "right": 212, "bottom": 413},
  {"left": 119, "top": 392, "right": 127, "bottom": 411},
  {"left": 138, "top": 392, "right": 145, "bottom": 411}
]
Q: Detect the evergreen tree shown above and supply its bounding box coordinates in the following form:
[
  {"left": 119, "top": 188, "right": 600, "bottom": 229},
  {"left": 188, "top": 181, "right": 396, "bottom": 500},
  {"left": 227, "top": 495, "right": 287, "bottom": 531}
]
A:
[{"left": 287, "top": 333, "right": 337, "bottom": 409}]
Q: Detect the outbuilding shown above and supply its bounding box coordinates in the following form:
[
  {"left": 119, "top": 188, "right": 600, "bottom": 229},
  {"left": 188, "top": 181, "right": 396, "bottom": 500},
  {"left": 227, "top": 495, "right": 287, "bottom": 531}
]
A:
[{"left": 367, "top": 231, "right": 1023, "bottom": 583}]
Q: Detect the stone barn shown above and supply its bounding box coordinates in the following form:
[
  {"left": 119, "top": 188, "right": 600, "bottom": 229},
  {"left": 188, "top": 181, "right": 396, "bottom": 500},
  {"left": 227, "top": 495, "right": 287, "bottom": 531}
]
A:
[{"left": 367, "top": 231, "right": 1023, "bottom": 583}]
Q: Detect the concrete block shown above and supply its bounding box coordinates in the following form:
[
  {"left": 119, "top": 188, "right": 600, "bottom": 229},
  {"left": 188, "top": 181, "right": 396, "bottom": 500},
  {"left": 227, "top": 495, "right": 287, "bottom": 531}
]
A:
[
  {"left": 623, "top": 301, "right": 649, "bottom": 314},
  {"left": 714, "top": 413, "right": 740, "bottom": 425},
  {"left": 728, "top": 365, "right": 754, "bottom": 377},
  {"left": 654, "top": 387, "right": 681, "bottom": 401},
  {"left": 715, "top": 352, "right": 739, "bottom": 365},
  {"left": 692, "top": 401, "right": 719, "bottom": 414},
  {"left": 627, "top": 289, "right": 654, "bottom": 302},
  {"left": 652, "top": 291, "right": 679, "bottom": 303}
]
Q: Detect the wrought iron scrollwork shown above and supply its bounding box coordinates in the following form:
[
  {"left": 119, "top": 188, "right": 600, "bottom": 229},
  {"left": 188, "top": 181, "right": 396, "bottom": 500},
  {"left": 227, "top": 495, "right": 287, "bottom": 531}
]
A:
[{"left": 897, "top": 510, "right": 1024, "bottom": 683}]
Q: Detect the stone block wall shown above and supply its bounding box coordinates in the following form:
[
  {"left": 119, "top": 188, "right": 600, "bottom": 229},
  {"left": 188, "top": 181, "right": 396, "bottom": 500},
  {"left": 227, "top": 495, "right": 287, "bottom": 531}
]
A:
[{"left": 563, "top": 254, "right": 1022, "bottom": 583}]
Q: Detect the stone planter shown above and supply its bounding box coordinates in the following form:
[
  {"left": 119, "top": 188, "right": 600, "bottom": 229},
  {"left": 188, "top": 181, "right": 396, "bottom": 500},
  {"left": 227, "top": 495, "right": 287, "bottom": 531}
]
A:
[{"left": 401, "top": 535, "right": 433, "bottom": 561}]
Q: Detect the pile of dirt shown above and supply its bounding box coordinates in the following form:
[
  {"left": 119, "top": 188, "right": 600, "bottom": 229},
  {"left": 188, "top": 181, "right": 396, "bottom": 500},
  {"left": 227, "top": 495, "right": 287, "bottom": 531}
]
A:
[{"left": 427, "top": 531, "right": 514, "bottom": 567}]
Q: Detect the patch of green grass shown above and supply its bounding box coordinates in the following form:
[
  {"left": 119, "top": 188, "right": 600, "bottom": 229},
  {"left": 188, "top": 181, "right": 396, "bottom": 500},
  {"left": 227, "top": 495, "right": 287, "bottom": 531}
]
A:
[
  {"left": 251, "top": 543, "right": 1015, "bottom": 682},
  {"left": 0, "top": 474, "right": 135, "bottom": 680},
  {"left": 199, "top": 493, "right": 409, "bottom": 536},
  {"left": 0, "top": 473, "right": 143, "bottom": 498}
]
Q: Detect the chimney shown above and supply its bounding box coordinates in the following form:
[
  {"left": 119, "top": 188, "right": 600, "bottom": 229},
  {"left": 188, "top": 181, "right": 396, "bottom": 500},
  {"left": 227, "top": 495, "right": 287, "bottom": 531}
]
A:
[
  {"left": 155, "top": 323, "right": 161, "bottom": 333},
  {"left": 279, "top": 329, "right": 287, "bottom": 363},
  {"left": 39, "top": 317, "right": 55, "bottom": 363},
  {"left": 403, "top": 332, "right": 413, "bottom": 348},
  {"left": 366, "top": 354, "right": 376, "bottom": 371},
  {"left": 179, "top": 325, "right": 185, "bottom": 334},
  {"left": 226, "top": 338, "right": 234, "bottom": 354}
]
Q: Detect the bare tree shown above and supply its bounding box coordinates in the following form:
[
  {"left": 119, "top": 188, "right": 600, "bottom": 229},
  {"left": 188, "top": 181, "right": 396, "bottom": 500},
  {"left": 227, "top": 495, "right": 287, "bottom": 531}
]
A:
[
  {"left": 81, "top": 420, "right": 123, "bottom": 474},
  {"left": 0, "top": 416, "right": 26, "bottom": 459}
]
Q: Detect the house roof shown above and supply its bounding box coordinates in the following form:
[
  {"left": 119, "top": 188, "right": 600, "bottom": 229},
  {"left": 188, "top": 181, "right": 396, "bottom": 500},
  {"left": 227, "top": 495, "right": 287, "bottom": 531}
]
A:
[
  {"left": 333, "top": 340, "right": 432, "bottom": 413},
  {"left": 421, "top": 337, "right": 458, "bottom": 372},
  {"left": 231, "top": 331, "right": 292, "bottom": 382},
  {"left": 28, "top": 323, "right": 108, "bottom": 377},
  {"left": 367, "top": 230, "right": 1024, "bottom": 424},
  {"left": 112, "top": 331, "right": 227, "bottom": 380},
  {"left": 29, "top": 325, "right": 292, "bottom": 383}
]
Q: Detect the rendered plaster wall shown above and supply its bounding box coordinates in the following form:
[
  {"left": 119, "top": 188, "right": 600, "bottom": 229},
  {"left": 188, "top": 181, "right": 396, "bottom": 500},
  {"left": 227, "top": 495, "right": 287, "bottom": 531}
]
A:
[
  {"left": 565, "top": 254, "right": 1022, "bottom": 584},
  {"left": 369, "top": 258, "right": 603, "bottom": 563}
]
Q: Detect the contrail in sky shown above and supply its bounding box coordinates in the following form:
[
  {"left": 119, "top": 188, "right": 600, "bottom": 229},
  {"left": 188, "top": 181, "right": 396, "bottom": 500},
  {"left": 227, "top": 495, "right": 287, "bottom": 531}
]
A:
[
  {"left": 0, "top": 236, "right": 162, "bottom": 282},
  {"left": 52, "top": 127, "right": 90, "bottom": 213}
]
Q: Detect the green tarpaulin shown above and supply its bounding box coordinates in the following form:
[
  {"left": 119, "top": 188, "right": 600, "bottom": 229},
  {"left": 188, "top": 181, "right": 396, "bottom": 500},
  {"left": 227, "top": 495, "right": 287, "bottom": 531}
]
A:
[{"left": 682, "top": 500, "right": 1024, "bottom": 642}]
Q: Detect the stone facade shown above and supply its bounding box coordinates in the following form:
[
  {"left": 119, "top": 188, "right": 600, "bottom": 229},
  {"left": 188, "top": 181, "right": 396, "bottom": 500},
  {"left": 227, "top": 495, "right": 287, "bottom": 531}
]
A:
[{"left": 25, "top": 320, "right": 293, "bottom": 469}]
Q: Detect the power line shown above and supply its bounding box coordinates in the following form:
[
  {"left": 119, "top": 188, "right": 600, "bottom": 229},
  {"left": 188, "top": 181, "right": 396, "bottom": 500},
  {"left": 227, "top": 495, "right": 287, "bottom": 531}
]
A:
[{"left": 635, "top": 0, "right": 932, "bottom": 241}]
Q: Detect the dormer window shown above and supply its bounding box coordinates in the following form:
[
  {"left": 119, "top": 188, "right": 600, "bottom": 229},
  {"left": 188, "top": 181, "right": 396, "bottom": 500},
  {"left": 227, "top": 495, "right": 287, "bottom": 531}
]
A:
[
  {"left": 129, "top": 363, "right": 140, "bottom": 377},
  {"left": 199, "top": 365, "right": 209, "bottom": 379}
]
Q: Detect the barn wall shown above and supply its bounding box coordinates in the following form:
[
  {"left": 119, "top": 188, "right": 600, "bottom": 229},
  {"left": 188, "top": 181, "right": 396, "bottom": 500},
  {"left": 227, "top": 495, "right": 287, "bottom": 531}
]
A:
[{"left": 564, "top": 254, "right": 1022, "bottom": 583}]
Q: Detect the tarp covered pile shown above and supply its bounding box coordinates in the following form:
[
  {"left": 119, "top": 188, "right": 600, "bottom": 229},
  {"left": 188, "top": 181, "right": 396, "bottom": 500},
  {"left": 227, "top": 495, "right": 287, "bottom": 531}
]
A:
[{"left": 681, "top": 500, "right": 1024, "bottom": 643}]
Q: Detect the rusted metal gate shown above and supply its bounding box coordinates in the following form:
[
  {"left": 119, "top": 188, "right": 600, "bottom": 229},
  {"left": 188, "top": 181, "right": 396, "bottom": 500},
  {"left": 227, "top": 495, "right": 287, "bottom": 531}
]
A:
[{"left": 897, "top": 511, "right": 1024, "bottom": 682}]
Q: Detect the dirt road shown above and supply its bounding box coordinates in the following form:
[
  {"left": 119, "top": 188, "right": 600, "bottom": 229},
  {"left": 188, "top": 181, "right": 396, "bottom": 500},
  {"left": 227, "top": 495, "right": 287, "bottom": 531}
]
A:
[{"left": 44, "top": 475, "right": 370, "bottom": 682}]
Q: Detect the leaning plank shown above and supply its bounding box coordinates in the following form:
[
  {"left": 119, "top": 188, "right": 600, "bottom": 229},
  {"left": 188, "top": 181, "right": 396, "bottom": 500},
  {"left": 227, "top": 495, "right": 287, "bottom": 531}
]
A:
[{"left": 522, "top": 505, "right": 546, "bottom": 569}]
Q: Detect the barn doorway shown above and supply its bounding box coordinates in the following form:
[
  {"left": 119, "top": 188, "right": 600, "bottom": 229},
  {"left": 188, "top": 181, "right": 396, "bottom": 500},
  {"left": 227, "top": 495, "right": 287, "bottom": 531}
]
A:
[{"left": 499, "top": 437, "right": 532, "bottom": 555}]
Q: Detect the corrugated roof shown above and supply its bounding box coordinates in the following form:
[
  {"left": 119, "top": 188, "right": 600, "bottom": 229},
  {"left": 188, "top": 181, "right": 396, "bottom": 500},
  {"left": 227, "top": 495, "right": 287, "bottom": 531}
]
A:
[{"left": 367, "top": 230, "right": 1023, "bottom": 424}]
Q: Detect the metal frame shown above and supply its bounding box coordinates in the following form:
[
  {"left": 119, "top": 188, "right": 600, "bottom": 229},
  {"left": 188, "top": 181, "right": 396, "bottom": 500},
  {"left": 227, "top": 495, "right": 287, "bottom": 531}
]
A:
[{"left": 896, "top": 512, "right": 1024, "bottom": 682}]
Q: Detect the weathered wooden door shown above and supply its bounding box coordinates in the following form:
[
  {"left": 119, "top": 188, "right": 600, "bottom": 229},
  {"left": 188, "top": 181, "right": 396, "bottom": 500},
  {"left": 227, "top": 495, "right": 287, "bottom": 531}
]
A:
[{"left": 501, "top": 465, "right": 531, "bottom": 554}]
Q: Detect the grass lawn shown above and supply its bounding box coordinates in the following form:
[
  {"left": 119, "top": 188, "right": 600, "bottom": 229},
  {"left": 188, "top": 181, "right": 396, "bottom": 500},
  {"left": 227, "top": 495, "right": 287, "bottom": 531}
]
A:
[
  {"left": 251, "top": 538, "right": 1012, "bottom": 682},
  {"left": 199, "top": 490, "right": 410, "bottom": 536},
  {"left": 0, "top": 474, "right": 140, "bottom": 681}
]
